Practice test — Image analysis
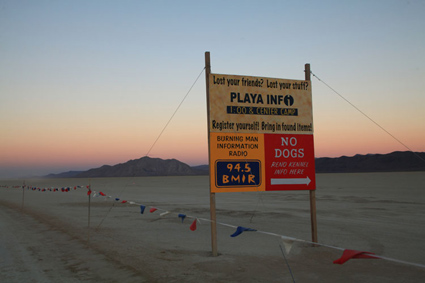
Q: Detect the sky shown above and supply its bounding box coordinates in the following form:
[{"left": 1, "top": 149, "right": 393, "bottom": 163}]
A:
[{"left": 1, "top": 0, "right": 424, "bottom": 178}]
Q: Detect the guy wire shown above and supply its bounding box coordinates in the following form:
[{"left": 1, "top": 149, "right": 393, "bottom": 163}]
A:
[
  {"left": 279, "top": 243, "right": 296, "bottom": 283},
  {"left": 145, "top": 67, "right": 206, "bottom": 157},
  {"left": 96, "top": 181, "right": 132, "bottom": 230},
  {"left": 97, "top": 67, "right": 205, "bottom": 230},
  {"left": 310, "top": 71, "right": 425, "bottom": 164}
]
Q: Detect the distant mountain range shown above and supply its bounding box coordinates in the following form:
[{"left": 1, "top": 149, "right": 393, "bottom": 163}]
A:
[
  {"left": 45, "top": 157, "right": 208, "bottom": 178},
  {"left": 44, "top": 151, "right": 425, "bottom": 178},
  {"left": 315, "top": 151, "right": 425, "bottom": 173}
]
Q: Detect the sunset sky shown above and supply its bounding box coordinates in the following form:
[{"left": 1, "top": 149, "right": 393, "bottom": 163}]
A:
[{"left": 1, "top": 0, "right": 424, "bottom": 178}]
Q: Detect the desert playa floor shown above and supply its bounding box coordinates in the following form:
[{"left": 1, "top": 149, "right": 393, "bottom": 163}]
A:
[{"left": 1, "top": 172, "right": 424, "bottom": 282}]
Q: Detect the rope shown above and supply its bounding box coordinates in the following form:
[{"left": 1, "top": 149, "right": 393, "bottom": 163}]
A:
[
  {"left": 12, "top": 185, "right": 425, "bottom": 269},
  {"left": 310, "top": 71, "right": 425, "bottom": 164},
  {"left": 96, "top": 181, "right": 134, "bottom": 230},
  {"left": 145, "top": 67, "right": 206, "bottom": 157},
  {"left": 279, "top": 243, "right": 296, "bottom": 283},
  {"left": 97, "top": 67, "right": 206, "bottom": 229}
]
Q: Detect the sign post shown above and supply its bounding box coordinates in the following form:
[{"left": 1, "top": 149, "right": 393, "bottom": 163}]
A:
[
  {"left": 205, "top": 52, "right": 218, "bottom": 256},
  {"left": 205, "top": 52, "right": 317, "bottom": 255},
  {"left": 21, "top": 180, "right": 25, "bottom": 211},
  {"left": 305, "top": 63, "right": 318, "bottom": 243}
]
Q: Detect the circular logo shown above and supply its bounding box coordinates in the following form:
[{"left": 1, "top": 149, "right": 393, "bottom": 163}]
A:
[{"left": 284, "top": 95, "right": 294, "bottom": 106}]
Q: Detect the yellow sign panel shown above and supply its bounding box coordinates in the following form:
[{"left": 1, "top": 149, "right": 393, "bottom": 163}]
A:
[
  {"left": 209, "top": 132, "right": 266, "bottom": 192},
  {"left": 208, "top": 73, "right": 315, "bottom": 193},
  {"left": 209, "top": 74, "right": 313, "bottom": 135}
]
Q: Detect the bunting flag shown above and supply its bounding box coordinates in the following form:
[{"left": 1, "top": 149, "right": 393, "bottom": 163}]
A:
[
  {"left": 190, "top": 219, "right": 197, "bottom": 231},
  {"left": 230, "top": 226, "right": 257, "bottom": 237},
  {"left": 178, "top": 214, "right": 186, "bottom": 223},
  {"left": 280, "top": 237, "right": 294, "bottom": 255},
  {"left": 140, "top": 205, "right": 146, "bottom": 214},
  {"left": 333, "top": 249, "right": 379, "bottom": 264},
  {"left": 2, "top": 184, "right": 86, "bottom": 192},
  {"left": 9, "top": 181, "right": 424, "bottom": 269}
]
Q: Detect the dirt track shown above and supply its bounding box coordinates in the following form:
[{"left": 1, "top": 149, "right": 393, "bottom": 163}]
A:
[
  {"left": 0, "top": 201, "right": 148, "bottom": 282},
  {"left": 1, "top": 173, "right": 424, "bottom": 282}
]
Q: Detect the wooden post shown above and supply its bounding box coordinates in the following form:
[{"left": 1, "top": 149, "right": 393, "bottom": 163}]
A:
[
  {"left": 210, "top": 192, "right": 218, "bottom": 256},
  {"left": 88, "top": 183, "right": 91, "bottom": 243},
  {"left": 305, "top": 63, "right": 318, "bottom": 243},
  {"left": 309, "top": 190, "right": 318, "bottom": 243},
  {"left": 205, "top": 51, "right": 218, "bottom": 256},
  {"left": 21, "top": 180, "right": 25, "bottom": 211}
]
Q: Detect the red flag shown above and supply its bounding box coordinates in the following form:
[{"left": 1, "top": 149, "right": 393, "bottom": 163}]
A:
[
  {"left": 99, "top": 192, "right": 106, "bottom": 196},
  {"left": 333, "top": 249, "right": 379, "bottom": 264},
  {"left": 150, "top": 207, "right": 157, "bottom": 213},
  {"left": 190, "top": 219, "right": 197, "bottom": 231},
  {"left": 87, "top": 190, "right": 92, "bottom": 196}
]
